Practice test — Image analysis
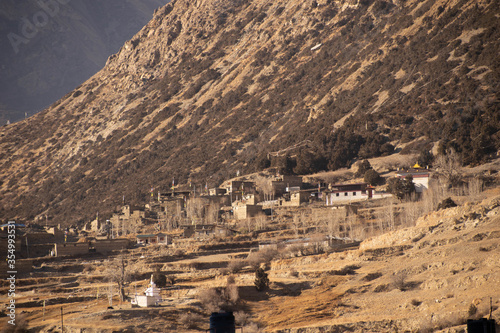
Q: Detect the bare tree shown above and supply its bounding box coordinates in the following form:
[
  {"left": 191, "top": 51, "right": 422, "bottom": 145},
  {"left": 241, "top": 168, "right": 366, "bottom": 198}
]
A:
[
  {"left": 254, "top": 214, "right": 268, "bottom": 231},
  {"left": 309, "top": 234, "right": 326, "bottom": 254},
  {"left": 186, "top": 197, "right": 205, "bottom": 224},
  {"left": 346, "top": 214, "right": 357, "bottom": 239},
  {"left": 326, "top": 208, "right": 345, "bottom": 238},
  {"left": 226, "top": 260, "right": 246, "bottom": 274},
  {"left": 255, "top": 176, "right": 273, "bottom": 201},
  {"left": 292, "top": 212, "right": 302, "bottom": 236},
  {"left": 206, "top": 202, "right": 220, "bottom": 224},
  {"left": 197, "top": 278, "right": 240, "bottom": 313},
  {"left": 467, "top": 177, "right": 483, "bottom": 196},
  {"left": 434, "top": 148, "right": 462, "bottom": 187},
  {"left": 197, "top": 288, "right": 222, "bottom": 313},
  {"left": 391, "top": 271, "right": 408, "bottom": 291},
  {"left": 349, "top": 215, "right": 367, "bottom": 241},
  {"left": 311, "top": 208, "right": 328, "bottom": 232},
  {"left": 247, "top": 248, "right": 278, "bottom": 270},
  {"left": 421, "top": 180, "right": 450, "bottom": 214},
  {"left": 238, "top": 218, "right": 254, "bottom": 233},
  {"left": 401, "top": 200, "right": 423, "bottom": 227},
  {"left": 422, "top": 182, "right": 438, "bottom": 214},
  {"left": 105, "top": 253, "right": 130, "bottom": 302},
  {"left": 378, "top": 198, "right": 396, "bottom": 231}
]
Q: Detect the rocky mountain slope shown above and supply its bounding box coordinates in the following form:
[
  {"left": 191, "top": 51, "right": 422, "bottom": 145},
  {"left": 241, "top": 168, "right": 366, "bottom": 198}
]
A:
[
  {"left": 0, "top": 0, "right": 499, "bottom": 225},
  {"left": 0, "top": 0, "right": 168, "bottom": 123}
]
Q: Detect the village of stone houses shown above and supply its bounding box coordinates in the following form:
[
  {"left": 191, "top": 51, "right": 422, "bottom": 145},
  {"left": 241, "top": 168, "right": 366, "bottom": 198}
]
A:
[{"left": 1, "top": 157, "right": 500, "bottom": 332}]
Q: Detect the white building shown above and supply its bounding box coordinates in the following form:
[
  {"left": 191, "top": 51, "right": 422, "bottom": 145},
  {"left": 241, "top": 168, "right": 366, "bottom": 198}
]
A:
[
  {"left": 131, "top": 275, "right": 162, "bottom": 308},
  {"left": 325, "top": 183, "right": 373, "bottom": 205},
  {"left": 396, "top": 164, "right": 431, "bottom": 193}
]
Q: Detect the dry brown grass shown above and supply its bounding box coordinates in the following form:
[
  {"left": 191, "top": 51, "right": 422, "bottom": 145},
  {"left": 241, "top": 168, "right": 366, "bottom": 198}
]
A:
[
  {"left": 1, "top": 313, "right": 28, "bottom": 333},
  {"left": 391, "top": 271, "right": 408, "bottom": 291},
  {"left": 226, "top": 259, "right": 247, "bottom": 274},
  {"left": 179, "top": 312, "right": 204, "bottom": 329}
]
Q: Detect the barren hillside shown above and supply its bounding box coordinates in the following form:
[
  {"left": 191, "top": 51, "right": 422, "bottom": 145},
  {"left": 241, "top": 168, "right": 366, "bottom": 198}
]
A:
[
  {"left": 1, "top": 190, "right": 498, "bottom": 332},
  {"left": 260, "top": 192, "right": 500, "bottom": 331},
  {"left": 0, "top": 0, "right": 499, "bottom": 225}
]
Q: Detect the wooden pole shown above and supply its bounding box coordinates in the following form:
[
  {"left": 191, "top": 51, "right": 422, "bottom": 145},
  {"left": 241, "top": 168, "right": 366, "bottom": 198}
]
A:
[{"left": 61, "top": 306, "right": 64, "bottom": 332}]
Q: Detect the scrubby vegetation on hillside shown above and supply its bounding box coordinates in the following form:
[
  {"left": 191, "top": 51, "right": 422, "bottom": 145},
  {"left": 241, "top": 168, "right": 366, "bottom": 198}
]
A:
[{"left": 0, "top": 0, "right": 499, "bottom": 226}]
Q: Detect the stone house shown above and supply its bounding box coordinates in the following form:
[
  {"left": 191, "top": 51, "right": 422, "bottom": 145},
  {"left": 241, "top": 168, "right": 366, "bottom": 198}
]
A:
[
  {"left": 209, "top": 187, "right": 227, "bottom": 196},
  {"left": 181, "top": 224, "right": 215, "bottom": 238},
  {"left": 153, "top": 191, "right": 192, "bottom": 222},
  {"left": 45, "top": 226, "right": 65, "bottom": 242},
  {"left": 92, "top": 239, "right": 131, "bottom": 254},
  {"left": 110, "top": 205, "right": 146, "bottom": 236},
  {"left": 277, "top": 190, "right": 310, "bottom": 207},
  {"left": 136, "top": 233, "right": 170, "bottom": 245},
  {"left": 24, "top": 232, "right": 59, "bottom": 245},
  {"left": 290, "top": 190, "right": 310, "bottom": 206},
  {"left": 271, "top": 175, "right": 303, "bottom": 197},
  {"left": 54, "top": 242, "right": 91, "bottom": 256},
  {"left": 214, "top": 226, "right": 237, "bottom": 238},
  {"left": 222, "top": 181, "right": 257, "bottom": 203},
  {"left": 200, "top": 193, "right": 230, "bottom": 208},
  {"left": 83, "top": 218, "right": 105, "bottom": 234},
  {"left": 232, "top": 201, "right": 263, "bottom": 220},
  {"left": 225, "top": 180, "right": 256, "bottom": 194},
  {"left": 54, "top": 239, "right": 130, "bottom": 256},
  {"left": 242, "top": 193, "right": 258, "bottom": 205}
]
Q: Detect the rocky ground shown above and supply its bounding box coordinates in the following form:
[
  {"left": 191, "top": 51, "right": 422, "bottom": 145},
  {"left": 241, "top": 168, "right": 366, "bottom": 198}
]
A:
[{"left": 1, "top": 189, "right": 499, "bottom": 332}]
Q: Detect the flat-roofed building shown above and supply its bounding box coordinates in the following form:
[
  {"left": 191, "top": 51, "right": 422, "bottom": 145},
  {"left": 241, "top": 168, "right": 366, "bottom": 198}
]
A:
[{"left": 325, "top": 183, "right": 373, "bottom": 205}]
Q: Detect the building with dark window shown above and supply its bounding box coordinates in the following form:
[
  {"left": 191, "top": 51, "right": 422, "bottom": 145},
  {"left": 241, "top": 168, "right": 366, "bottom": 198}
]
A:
[{"left": 325, "top": 183, "right": 373, "bottom": 205}]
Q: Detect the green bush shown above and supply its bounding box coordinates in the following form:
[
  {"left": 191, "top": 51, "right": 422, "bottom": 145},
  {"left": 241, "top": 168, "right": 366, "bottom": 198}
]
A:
[
  {"left": 254, "top": 268, "right": 269, "bottom": 292},
  {"left": 387, "top": 176, "right": 415, "bottom": 200},
  {"left": 437, "top": 197, "right": 457, "bottom": 210},
  {"left": 356, "top": 160, "right": 372, "bottom": 177},
  {"left": 364, "top": 169, "right": 381, "bottom": 186},
  {"left": 152, "top": 271, "right": 167, "bottom": 288}
]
